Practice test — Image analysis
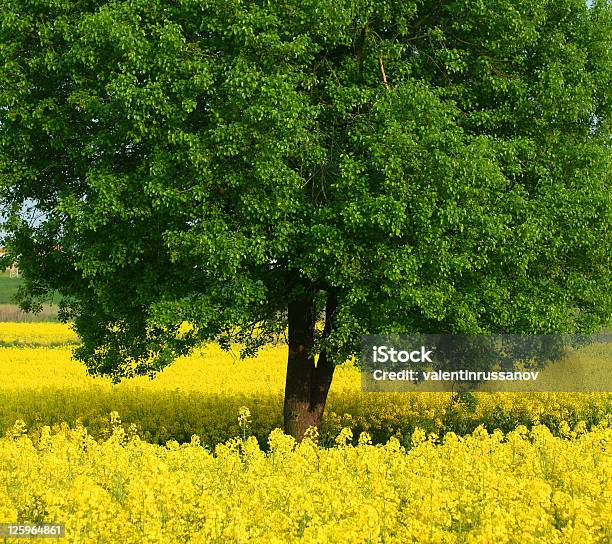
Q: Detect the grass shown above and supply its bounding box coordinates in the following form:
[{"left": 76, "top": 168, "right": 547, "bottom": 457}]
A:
[
  {"left": 0, "top": 271, "right": 22, "bottom": 304},
  {"left": 0, "top": 304, "right": 59, "bottom": 322},
  {"left": 0, "top": 271, "right": 59, "bottom": 321}
]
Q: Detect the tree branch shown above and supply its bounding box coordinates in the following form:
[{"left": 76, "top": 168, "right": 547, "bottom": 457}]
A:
[{"left": 379, "top": 56, "right": 389, "bottom": 88}]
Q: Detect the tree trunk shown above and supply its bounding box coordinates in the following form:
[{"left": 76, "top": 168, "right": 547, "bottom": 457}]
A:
[{"left": 283, "top": 294, "right": 337, "bottom": 441}]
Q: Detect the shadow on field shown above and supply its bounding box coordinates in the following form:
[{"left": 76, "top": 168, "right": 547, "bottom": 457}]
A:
[
  {"left": 2, "top": 385, "right": 612, "bottom": 450},
  {"left": 0, "top": 386, "right": 284, "bottom": 448}
]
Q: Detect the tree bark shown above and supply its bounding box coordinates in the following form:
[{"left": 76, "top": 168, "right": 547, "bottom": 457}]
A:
[{"left": 283, "top": 293, "right": 337, "bottom": 441}]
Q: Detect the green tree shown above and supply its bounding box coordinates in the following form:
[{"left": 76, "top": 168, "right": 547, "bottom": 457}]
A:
[{"left": 1, "top": 0, "right": 611, "bottom": 439}]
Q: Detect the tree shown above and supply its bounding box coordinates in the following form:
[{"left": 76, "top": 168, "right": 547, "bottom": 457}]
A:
[{"left": 1, "top": 0, "right": 611, "bottom": 440}]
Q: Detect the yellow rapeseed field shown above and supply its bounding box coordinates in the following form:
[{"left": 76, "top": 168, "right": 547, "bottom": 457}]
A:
[
  {"left": 0, "top": 322, "right": 79, "bottom": 346},
  {"left": 1, "top": 323, "right": 612, "bottom": 542},
  {"left": 1, "top": 323, "right": 611, "bottom": 446},
  {"left": 0, "top": 416, "right": 611, "bottom": 543}
]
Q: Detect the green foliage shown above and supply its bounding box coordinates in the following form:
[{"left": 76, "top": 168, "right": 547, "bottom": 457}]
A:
[{"left": 1, "top": 0, "right": 611, "bottom": 378}]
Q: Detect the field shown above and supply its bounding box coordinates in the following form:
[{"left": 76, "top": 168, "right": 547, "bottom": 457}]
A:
[
  {"left": 0, "top": 273, "right": 20, "bottom": 304},
  {"left": 1, "top": 323, "right": 612, "bottom": 542},
  {"left": 0, "top": 272, "right": 59, "bottom": 322}
]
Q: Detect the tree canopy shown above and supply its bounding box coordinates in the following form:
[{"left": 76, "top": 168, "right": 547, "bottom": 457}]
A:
[{"left": 1, "top": 0, "right": 611, "bottom": 436}]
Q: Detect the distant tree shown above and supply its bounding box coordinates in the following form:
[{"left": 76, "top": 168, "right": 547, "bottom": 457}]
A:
[{"left": 1, "top": 0, "right": 611, "bottom": 439}]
